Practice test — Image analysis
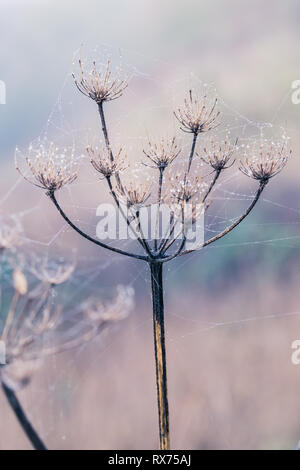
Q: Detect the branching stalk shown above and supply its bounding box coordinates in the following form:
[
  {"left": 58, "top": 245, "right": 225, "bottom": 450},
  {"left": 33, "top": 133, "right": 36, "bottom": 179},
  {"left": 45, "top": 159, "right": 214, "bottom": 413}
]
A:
[
  {"left": 21, "top": 70, "right": 287, "bottom": 450},
  {"left": 1, "top": 381, "right": 47, "bottom": 450},
  {"left": 106, "top": 176, "right": 153, "bottom": 258},
  {"left": 181, "top": 180, "right": 267, "bottom": 256},
  {"left": 150, "top": 262, "right": 170, "bottom": 450},
  {"left": 154, "top": 168, "right": 164, "bottom": 251},
  {"left": 202, "top": 168, "right": 221, "bottom": 204},
  {"left": 48, "top": 191, "right": 148, "bottom": 261},
  {"left": 98, "top": 102, "right": 123, "bottom": 191},
  {"left": 187, "top": 133, "right": 198, "bottom": 173}
]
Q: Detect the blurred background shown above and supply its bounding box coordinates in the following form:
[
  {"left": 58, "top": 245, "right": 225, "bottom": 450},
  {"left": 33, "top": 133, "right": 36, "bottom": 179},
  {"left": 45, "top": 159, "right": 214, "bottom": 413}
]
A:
[{"left": 1, "top": 0, "right": 300, "bottom": 450}]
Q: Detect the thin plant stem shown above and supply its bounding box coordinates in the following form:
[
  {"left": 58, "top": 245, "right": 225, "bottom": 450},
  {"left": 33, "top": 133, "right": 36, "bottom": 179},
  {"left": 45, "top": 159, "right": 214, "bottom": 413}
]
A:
[
  {"left": 154, "top": 168, "right": 164, "bottom": 251},
  {"left": 202, "top": 168, "right": 221, "bottom": 204},
  {"left": 159, "top": 200, "right": 187, "bottom": 256},
  {"left": 135, "top": 209, "right": 151, "bottom": 254},
  {"left": 98, "top": 101, "right": 123, "bottom": 191},
  {"left": 150, "top": 262, "right": 170, "bottom": 450},
  {"left": 187, "top": 133, "right": 198, "bottom": 173},
  {"left": 1, "top": 291, "right": 19, "bottom": 343},
  {"left": 48, "top": 191, "right": 148, "bottom": 261},
  {"left": 1, "top": 381, "right": 47, "bottom": 450},
  {"left": 180, "top": 180, "right": 267, "bottom": 256},
  {"left": 106, "top": 176, "right": 153, "bottom": 257}
]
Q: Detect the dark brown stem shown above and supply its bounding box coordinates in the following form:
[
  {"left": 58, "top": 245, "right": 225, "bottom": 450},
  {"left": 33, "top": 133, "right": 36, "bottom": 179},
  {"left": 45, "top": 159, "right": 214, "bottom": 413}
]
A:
[
  {"left": 1, "top": 381, "right": 47, "bottom": 450},
  {"left": 202, "top": 168, "right": 221, "bottom": 204},
  {"left": 98, "top": 102, "right": 123, "bottom": 190},
  {"left": 135, "top": 209, "right": 153, "bottom": 257},
  {"left": 48, "top": 191, "right": 148, "bottom": 261},
  {"left": 154, "top": 168, "right": 164, "bottom": 251},
  {"left": 158, "top": 216, "right": 176, "bottom": 254},
  {"left": 187, "top": 133, "right": 198, "bottom": 173},
  {"left": 97, "top": 102, "right": 112, "bottom": 158},
  {"left": 150, "top": 262, "right": 170, "bottom": 450},
  {"left": 159, "top": 170, "right": 219, "bottom": 256},
  {"left": 158, "top": 204, "right": 186, "bottom": 260},
  {"left": 106, "top": 177, "right": 153, "bottom": 258},
  {"left": 158, "top": 168, "right": 164, "bottom": 203}
]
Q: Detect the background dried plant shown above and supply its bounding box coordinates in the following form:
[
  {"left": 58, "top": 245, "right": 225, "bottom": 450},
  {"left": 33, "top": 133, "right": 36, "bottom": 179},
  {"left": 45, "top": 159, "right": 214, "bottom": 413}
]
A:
[{"left": 0, "top": 229, "right": 134, "bottom": 450}]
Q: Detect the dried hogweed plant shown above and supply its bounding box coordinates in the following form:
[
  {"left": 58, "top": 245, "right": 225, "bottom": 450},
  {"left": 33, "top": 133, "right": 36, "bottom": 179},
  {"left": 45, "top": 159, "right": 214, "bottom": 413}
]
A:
[
  {"left": 0, "top": 217, "right": 23, "bottom": 254},
  {"left": 0, "top": 233, "right": 133, "bottom": 450},
  {"left": 29, "top": 253, "right": 76, "bottom": 286},
  {"left": 18, "top": 56, "right": 290, "bottom": 450}
]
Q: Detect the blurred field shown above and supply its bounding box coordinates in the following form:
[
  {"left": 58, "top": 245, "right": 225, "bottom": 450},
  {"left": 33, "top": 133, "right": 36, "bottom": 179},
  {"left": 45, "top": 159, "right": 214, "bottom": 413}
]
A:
[
  {"left": 1, "top": 271, "right": 300, "bottom": 450},
  {"left": 1, "top": 0, "right": 300, "bottom": 450}
]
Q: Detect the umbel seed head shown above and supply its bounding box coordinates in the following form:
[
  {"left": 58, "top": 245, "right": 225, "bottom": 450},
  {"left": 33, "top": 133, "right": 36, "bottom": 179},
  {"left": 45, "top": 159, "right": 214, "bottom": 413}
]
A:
[
  {"left": 174, "top": 89, "right": 220, "bottom": 135},
  {"left": 239, "top": 139, "right": 291, "bottom": 182},
  {"left": 30, "top": 255, "right": 75, "bottom": 286},
  {"left": 87, "top": 145, "right": 127, "bottom": 178},
  {"left": 143, "top": 137, "right": 181, "bottom": 170},
  {"left": 201, "top": 136, "right": 238, "bottom": 171},
  {"left": 168, "top": 174, "right": 208, "bottom": 204},
  {"left": 118, "top": 182, "right": 151, "bottom": 208},
  {"left": 16, "top": 142, "right": 78, "bottom": 193},
  {"left": 73, "top": 58, "right": 128, "bottom": 104}
]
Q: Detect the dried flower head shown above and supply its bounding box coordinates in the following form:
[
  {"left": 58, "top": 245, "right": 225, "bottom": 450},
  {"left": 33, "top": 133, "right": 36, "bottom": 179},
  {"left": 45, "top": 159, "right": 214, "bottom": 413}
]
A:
[
  {"left": 200, "top": 137, "right": 237, "bottom": 171},
  {"left": 87, "top": 145, "right": 127, "bottom": 178},
  {"left": 30, "top": 255, "right": 75, "bottom": 285},
  {"left": 174, "top": 90, "right": 220, "bottom": 135},
  {"left": 168, "top": 174, "right": 208, "bottom": 203},
  {"left": 0, "top": 277, "right": 133, "bottom": 391},
  {"left": 0, "top": 218, "right": 22, "bottom": 252},
  {"left": 1, "top": 304, "right": 61, "bottom": 390},
  {"left": 84, "top": 285, "right": 134, "bottom": 324},
  {"left": 0, "top": 281, "right": 57, "bottom": 389},
  {"left": 16, "top": 142, "right": 78, "bottom": 193},
  {"left": 73, "top": 58, "right": 128, "bottom": 104},
  {"left": 143, "top": 137, "right": 181, "bottom": 169},
  {"left": 119, "top": 181, "right": 151, "bottom": 208},
  {"left": 13, "top": 269, "right": 28, "bottom": 295},
  {"left": 239, "top": 139, "right": 290, "bottom": 182}
]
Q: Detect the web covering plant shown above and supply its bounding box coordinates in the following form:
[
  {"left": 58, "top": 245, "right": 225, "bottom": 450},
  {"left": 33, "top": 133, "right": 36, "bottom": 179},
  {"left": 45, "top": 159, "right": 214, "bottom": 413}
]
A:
[{"left": 17, "top": 55, "right": 290, "bottom": 450}]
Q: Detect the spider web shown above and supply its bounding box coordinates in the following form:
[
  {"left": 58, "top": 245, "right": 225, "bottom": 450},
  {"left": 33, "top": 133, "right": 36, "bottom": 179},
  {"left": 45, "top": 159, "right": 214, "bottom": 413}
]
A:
[{"left": 1, "top": 43, "right": 300, "bottom": 450}]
